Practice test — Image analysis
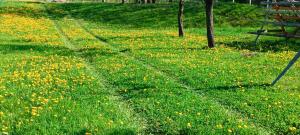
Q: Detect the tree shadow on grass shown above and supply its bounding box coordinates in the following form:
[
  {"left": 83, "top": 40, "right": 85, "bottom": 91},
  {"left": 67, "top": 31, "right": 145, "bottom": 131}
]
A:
[
  {"left": 0, "top": 44, "right": 74, "bottom": 56},
  {"left": 221, "top": 39, "right": 300, "bottom": 52},
  {"left": 0, "top": 43, "right": 122, "bottom": 58},
  {"left": 196, "top": 83, "right": 272, "bottom": 93}
]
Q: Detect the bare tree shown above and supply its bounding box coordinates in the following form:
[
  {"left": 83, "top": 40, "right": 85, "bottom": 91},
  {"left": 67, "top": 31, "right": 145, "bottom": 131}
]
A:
[
  {"left": 205, "top": 0, "right": 215, "bottom": 48},
  {"left": 178, "top": 0, "right": 184, "bottom": 37}
]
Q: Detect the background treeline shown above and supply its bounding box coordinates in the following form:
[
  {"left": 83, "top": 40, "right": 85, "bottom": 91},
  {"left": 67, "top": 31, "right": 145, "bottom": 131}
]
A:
[{"left": 60, "top": 0, "right": 265, "bottom": 5}]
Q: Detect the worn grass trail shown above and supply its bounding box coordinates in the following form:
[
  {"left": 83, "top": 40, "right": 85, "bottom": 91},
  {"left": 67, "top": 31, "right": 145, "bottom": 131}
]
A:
[
  {"left": 72, "top": 14, "right": 273, "bottom": 134},
  {"left": 0, "top": 2, "right": 144, "bottom": 134},
  {"left": 43, "top": 4, "right": 275, "bottom": 134},
  {"left": 52, "top": 4, "right": 300, "bottom": 134}
]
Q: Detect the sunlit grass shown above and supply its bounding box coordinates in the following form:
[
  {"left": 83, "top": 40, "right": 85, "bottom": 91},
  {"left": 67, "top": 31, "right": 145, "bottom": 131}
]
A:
[{"left": 0, "top": 1, "right": 300, "bottom": 134}]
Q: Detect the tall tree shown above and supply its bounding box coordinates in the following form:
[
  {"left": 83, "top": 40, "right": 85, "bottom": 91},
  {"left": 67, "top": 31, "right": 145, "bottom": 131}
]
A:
[
  {"left": 178, "top": 0, "right": 184, "bottom": 37},
  {"left": 205, "top": 0, "right": 215, "bottom": 48}
]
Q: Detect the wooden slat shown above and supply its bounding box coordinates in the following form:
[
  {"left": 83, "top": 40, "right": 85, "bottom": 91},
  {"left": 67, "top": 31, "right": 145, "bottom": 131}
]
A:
[
  {"left": 261, "top": 1, "right": 300, "bottom": 6},
  {"left": 272, "top": 6, "right": 300, "bottom": 10},
  {"left": 248, "top": 32, "right": 300, "bottom": 38},
  {"left": 274, "top": 15, "right": 300, "bottom": 20},
  {"left": 266, "top": 9, "right": 300, "bottom": 14},
  {"left": 256, "top": 29, "right": 284, "bottom": 33},
  {"left": 262, "top": 21, "right": 300, "bottom": 27}
]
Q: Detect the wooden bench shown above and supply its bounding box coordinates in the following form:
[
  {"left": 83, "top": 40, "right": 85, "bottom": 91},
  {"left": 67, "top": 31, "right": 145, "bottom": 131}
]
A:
[
  {"left": 249, "top": 1, "right": 300, "bottom": 85},
  {"left": 249, "top": 1, "right": 300, "bottom": 43}
]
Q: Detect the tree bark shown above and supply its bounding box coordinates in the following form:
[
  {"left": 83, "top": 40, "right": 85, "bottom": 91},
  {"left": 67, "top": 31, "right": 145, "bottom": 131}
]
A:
[
  {"left": 178, "top": 0, "right": 184, "bottom": 37},
  {"left": 205, "top": 0, "right": 215, "bottom": 48}
]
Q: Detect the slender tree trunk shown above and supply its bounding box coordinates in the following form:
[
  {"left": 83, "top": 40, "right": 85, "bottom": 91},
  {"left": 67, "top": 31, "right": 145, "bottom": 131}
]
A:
[
  {"left": 122, "top": 0, "right": 125, "bottom": 4},
  {"left": 178, "top": 0, "right": 184, "bottom": 37},
  {"left": 205, "top": 0, "right": 215, "bottom": 48}
]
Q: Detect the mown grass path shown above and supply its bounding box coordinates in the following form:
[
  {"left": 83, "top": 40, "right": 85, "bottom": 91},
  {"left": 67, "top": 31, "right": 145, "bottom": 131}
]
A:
[
  {"left": 70, "top": 11, "right": 273, "bottom": 134},
  {"left": 44, "top": 4, "right": 274, "bottom": 134},
  {"left": 43, "top": 3, "right": 147, "bottom": 133}
]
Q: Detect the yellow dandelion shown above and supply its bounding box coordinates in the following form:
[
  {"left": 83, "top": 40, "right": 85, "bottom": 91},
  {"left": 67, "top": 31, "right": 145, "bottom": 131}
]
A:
[
  {"left": 216, "top": 124, "right": 223, "bottom": 129},
  {"left": 187, "top": 123, "right": 192, "bottom": 128},
  {"left": 289, "top": 127, "right": 297, "bottom": 132}
]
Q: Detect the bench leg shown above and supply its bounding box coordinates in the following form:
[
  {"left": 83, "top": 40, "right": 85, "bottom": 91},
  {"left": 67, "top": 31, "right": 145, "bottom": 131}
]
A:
[
  {"left": 272, "top": 50, "right": 300, "bottom": 85},
  {"left": 254, "top": 34, "right": 261, "bottom": 45},
  {"left": 254, "top": 25, "right": 265, "bottom": 45}
]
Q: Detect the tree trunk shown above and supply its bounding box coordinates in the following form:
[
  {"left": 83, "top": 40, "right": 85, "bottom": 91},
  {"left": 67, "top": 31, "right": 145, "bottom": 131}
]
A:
[
  {"left": 122, "top": 0, "right": 125, "bottom": 4},
  {"left": 178, "top": 0, "right": 184, "bottom": 37},
  {"left": 205, "top": 0, "right": 215, "bottom": 48}
]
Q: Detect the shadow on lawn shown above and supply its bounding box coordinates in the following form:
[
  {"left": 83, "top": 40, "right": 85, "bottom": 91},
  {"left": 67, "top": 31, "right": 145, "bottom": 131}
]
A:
[
  {"left": 73, "top": 128, "right": 136, "bottom": 135},
  {"left": 0, "top": 44, "right": 72, "bottom": 54},
  {"left": 0, "top": 43, "right": 122, "bottom": 58},
  {"left": 199, "top": 83, "right": 271, "bottom": 92},
  {"left": 221, "top": 39, "right": 300, "bottom": 52},
  {"left": 1, "top": 1, "right": 262, "bottom": 28}
]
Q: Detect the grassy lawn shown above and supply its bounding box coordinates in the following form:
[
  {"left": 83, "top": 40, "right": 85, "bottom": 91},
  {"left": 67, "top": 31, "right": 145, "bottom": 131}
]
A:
[{"left": 0, "top": 1, "right": 300, "bottom": 134}]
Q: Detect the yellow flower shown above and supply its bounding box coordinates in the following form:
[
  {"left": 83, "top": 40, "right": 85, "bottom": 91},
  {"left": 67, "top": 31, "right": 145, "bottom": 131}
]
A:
[
  {"left": 216, "top": 124, "right": 223, "bottom": 129},
  {"left": 228, "top": 129, "right": 233, "bottom": 133},
  {"left": 187, "top": 123, "right": 192, "bottom": 128},
  {"left": 85, "top": 132, "right": 92, "bottom": 135},
  {"left": 289, "top": 127, "right": 297, "bottom": 132}
]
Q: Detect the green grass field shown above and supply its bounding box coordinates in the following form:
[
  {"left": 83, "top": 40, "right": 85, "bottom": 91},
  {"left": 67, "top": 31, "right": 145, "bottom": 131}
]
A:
[{"left": 0, "top": 1, "right": 300, "bottom": 134}]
